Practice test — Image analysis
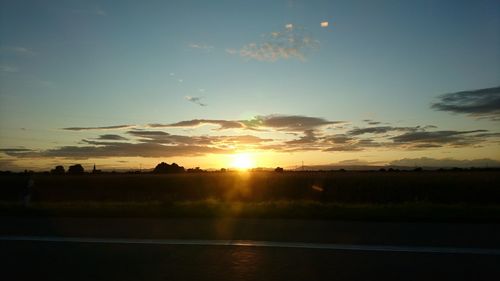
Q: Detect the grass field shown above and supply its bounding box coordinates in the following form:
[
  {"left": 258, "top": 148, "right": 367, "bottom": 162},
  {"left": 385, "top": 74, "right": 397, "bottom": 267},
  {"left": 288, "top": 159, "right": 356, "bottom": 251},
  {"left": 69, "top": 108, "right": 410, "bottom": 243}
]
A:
[{"left": 1, "top": 171, "right": 499, "bottom": 221}]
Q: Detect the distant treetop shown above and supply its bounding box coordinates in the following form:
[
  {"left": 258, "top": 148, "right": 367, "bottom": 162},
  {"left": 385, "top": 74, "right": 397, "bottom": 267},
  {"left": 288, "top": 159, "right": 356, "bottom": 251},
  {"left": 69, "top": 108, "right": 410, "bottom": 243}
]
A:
[
  {"left": 68, "top": 164, "right": 84, "bottom": 174},
  {"left": 51, "top": 165, "right": 65, "bottom": 175},
  {"left": 153, "top": 162, "right": 185, "bottom": 173}
]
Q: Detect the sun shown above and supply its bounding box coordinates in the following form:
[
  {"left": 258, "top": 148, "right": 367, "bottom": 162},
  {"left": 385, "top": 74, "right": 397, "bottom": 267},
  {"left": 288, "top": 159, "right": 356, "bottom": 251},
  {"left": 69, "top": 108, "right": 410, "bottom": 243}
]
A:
[{"left": 231, "top": 153, "right": 255, "bottom": 170}]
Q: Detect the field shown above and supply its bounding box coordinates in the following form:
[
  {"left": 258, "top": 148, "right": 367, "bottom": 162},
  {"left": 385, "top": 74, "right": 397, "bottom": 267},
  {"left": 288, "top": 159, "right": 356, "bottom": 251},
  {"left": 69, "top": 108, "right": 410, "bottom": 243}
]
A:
[{"left": 1, "top": 171, "right": 499, "bottom": 221}]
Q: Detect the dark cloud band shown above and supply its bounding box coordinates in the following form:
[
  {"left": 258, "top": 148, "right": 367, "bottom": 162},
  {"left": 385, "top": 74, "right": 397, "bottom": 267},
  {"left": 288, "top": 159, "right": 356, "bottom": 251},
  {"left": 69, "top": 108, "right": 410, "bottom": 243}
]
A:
[{"left": 431, "top": 86, "right": 500, "bottom": 120}]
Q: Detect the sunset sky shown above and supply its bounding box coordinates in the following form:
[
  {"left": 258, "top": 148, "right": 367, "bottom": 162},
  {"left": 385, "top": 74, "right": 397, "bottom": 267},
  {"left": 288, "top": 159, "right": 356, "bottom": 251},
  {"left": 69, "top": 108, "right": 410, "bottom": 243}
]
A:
[{"left": 1, "top": 0, "right": 499, "bottom": 171}]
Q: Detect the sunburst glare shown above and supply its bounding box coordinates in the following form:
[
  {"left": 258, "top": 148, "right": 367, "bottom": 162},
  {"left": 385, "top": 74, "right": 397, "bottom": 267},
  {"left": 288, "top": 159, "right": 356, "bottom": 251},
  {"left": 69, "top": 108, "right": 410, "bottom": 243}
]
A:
[{"left": 231, "top": 153, "right": 255, "bottom": 170}]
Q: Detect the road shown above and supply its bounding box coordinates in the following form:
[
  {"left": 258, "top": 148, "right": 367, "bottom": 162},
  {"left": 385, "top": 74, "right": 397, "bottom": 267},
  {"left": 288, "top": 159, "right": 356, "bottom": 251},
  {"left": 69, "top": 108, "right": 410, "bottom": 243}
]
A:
[{"left": 1, "top": 217, "right": 500, "bottom": 280}]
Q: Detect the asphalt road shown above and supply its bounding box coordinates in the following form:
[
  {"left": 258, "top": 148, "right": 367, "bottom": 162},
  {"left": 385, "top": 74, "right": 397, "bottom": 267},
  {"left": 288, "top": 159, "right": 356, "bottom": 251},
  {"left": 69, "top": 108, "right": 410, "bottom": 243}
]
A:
[{"left": 1, "top": 218, "right": 500, "bottom": 280}]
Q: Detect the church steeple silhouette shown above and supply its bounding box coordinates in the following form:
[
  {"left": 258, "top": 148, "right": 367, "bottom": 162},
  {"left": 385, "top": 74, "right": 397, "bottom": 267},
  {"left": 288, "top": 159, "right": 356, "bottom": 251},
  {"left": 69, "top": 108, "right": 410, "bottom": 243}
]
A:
[{"left": 92, "top": 164, "right": 101, "bottom": 174}]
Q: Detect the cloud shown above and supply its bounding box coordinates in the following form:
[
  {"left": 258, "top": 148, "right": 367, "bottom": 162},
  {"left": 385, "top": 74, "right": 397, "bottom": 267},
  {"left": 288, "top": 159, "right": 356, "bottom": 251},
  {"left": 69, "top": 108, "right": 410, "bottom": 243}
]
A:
[
  {"left": 323, "top": 138, "right": 382, "bottom": 152},
  {"left": 81, "top": 139, "right": 128, "bottom": 146},
  {"left": 185, "top": 96, "right": 207, "bottom": 107},
  {"left": 0, "top": 46, "right": 35, "bottom": 56},
  {"left": 151, "top": 115, "right": 340, "bottom": 132},
  {"left": 348, "top": 126, "right": 414, "bottom": 136},
  {"left": 62, "top": 125, "right": 134, "bottom": 131},
  {"left": 229, "top": 26, "right": 319, "bottom": 62},
  {"left": 286, "top": 129, "right": 318, "bottom": 144},
  {"left": 320, "top": 126, "right": 499, "bottom": 152},
  {"left": 323, "top": 145, "right": 363, "bottom": 152},
  {"left": 153, "top": 119, "right": 245, "bottom": 130},
  {"left": 431, "top": 86, "right": 500, "bottom": 120},
  {"left": 188, "top": 43, "right": 214, "bottom": 51},
  {"left": 324, "top": 134, "right": 354, "bottom": 144},
  {"left": 0, "top": 148, "right": 34, "bottom": 153},
  {"left": 390, "top": 157, "right": 500, "bottom": 168},
  {"left": 3, "top": 129, "right": 275, "bottom": 159},
  {"left": 218, "top": 135, "right": 273, "bottom": 144},
  {"left": 127, "top": 130, "right": 197, "bottom": 145},
  {"left": 245, "top": 115, "right": 342, "bottom": 131},
  {"left": 5, "top": 143, "right": 226, "bottom": 159},
  {"left": 95, "top": 134, "right": 128, "bottom": 141},
  {"left": 0, "top": 64, "right": 19, "bottom": 73},
  {"left": 5, "top": 113, "right": 500, "bottom": 163},
  {"left": 128, "top": 130, "right": 170, "bottom": 137},
  {"left": 391, "top": 130, "right": 488, "bottom": 146},
  {"left": 363, "top": 119, "right": 382, "bottom": 125},
  {"left": 127, "top": 130, "right": 272, "bottom": 146}
]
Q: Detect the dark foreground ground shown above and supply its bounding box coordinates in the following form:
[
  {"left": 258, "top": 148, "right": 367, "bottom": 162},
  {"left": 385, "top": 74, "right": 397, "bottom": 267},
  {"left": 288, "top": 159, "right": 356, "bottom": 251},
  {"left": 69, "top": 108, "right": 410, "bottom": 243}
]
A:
[
  {"left": 2, "top": 171, "right": 499, "bottom": 280},
  {"left": 3, "top": 241, "right": 499, "bottom": 281},
  {"left": 1, "top": 218, "right": 500, "bottom": 281}
]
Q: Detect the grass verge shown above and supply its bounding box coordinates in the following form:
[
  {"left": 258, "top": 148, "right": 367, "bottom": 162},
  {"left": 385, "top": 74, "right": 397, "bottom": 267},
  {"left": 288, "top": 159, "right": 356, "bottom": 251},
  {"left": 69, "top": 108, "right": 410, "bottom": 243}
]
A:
[{"left": 1, "top": 200, "right": 500, "bottom": 222}]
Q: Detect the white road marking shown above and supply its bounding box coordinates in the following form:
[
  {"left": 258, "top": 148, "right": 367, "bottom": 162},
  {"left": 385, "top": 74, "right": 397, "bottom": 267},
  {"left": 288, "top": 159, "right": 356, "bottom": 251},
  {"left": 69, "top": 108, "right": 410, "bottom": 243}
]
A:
[{"left": 1, "top": 236, "right": 499, "bottom": 255}]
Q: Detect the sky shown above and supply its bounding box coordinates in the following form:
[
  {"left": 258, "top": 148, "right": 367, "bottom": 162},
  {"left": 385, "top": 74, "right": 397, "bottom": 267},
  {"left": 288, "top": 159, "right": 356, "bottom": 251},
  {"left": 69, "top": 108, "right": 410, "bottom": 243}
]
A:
[{"left": 1, "top": 0, "right": 499, "bottom": 171}]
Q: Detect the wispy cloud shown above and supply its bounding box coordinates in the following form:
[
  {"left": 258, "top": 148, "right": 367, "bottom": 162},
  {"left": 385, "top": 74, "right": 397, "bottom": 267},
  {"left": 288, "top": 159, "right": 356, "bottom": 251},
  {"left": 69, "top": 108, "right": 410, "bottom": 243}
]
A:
[
  {"left": 228, "top": 25, "right": 319, "bottom": 62},
  {"left": 0, "top": 46, "right": 36, "bottom": 56},
  {"left": 0, "top": 64, "right": 19, "bottom": 73},
  {"left": 362, "top": 119, "right": 382, "bottom": 125},
  {"left": 188, "top": 43, "right": 214, "bottom": 52},
  {"left": 431, "top": 86, "right": 500, "bottom": 121},
  {"left": 245, "top": 115, "right": 342, "bottom": 131},
  {"left": 95, "top": 134, "right": 128, "bottom": 141},
  {"left": 71, "top": 7, "right": 106, "bottom": 16},
  {"left": 4, "top": 143, "right": 226, "bottom": 159},
  {"left": 126, "top": 130, "right": 272, "bottom": 146},
  {"left": 0, "top": 148, "right": 34, "bottom": 153},
  {"left": 62, "top": 125, "right": 134, "bottom": 131},
  {"left": 158, "top": 115, "right": 342, "bottom": 132},
  {"left": 348, "top": 126, "right": 414, "bottom": 136},
  {"left": 152, "top": 119, "right": 244, "bottom": 130},
  {"left": 185, "top": 96, "right": 207, "bottom": 107},
  {"left": 391, "top": 130, "right": 487, "bottom": 146}
]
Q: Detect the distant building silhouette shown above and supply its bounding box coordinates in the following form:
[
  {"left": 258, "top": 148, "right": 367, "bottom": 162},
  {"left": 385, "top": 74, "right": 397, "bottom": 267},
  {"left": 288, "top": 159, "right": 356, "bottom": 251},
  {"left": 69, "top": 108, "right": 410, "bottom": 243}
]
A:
[{"left": 92, "top": 164, "right": 102, "bottom": 174}]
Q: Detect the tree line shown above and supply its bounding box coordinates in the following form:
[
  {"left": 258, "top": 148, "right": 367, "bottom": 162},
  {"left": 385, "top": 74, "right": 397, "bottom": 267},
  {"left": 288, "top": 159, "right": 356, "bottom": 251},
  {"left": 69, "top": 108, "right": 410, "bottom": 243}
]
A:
[{"left": 48, "top": 162, "right": 192, "bottom": 175}]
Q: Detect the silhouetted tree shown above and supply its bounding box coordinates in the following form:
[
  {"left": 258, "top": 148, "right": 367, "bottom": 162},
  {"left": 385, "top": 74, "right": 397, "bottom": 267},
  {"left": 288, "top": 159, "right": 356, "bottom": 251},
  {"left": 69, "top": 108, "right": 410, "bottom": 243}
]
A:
[
  {"left": 170, "top": 163, "right": 184, "bottom": 173},
  {"left": 51, "top": 165, "right": 65, "bottom": 175},
  {"left": 274, "top": 167, "right": 284, "bottom": 173},
  {"left": 68, "top": 164, "right": 84, "bottom": 174},
  {"left": 153, "top": 162, "right": 169, "bottom": 173},
  {"left": 187, "top": 167, "right": 204, "bottom": 173},
  {"left": 153, "top": 162, "right": 185, "bottom": 173}
]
